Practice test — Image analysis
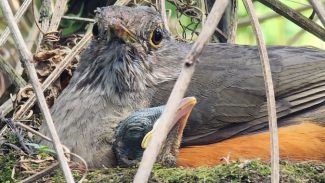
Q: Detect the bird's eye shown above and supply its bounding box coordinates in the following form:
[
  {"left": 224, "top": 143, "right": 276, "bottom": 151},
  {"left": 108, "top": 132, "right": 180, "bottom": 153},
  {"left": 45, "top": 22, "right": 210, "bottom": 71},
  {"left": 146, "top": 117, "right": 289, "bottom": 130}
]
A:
[
  {"left": 92, "top": 23, "right": 99, "bottom": 37},
  {"left": 149, "top": 27, "right": 163, "bottom": 48}
]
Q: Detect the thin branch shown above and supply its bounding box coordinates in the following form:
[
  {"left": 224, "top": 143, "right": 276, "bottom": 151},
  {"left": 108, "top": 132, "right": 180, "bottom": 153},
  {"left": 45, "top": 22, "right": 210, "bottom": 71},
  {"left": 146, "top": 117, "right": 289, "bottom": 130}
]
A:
[
  {"left": 287, "top": 16, "right": 318, "bottom": 45},
  {"left": 34, "top": 0, "right": 52, "bottom": 52},
  {"left": 21, "top": 162, "right": 60, "bottom": 183},
  {"left": 0, "top": 1, "right": 74, "bottom": 182},
  {"left": 227, "top": 0, "right": 238, "bottom": 43},
  {"left": 0, "top": 98, "right": 13, "bottom": 117},
  {"left": 48, "top": 0, "right": 68, "bottom": 32},
  {"left": 256, "top": 0, "right": 325, "bottom": 41},
  {"left": 0, "top": 0, "right": 32, "bottom": 46},
  {"left": 2, "top": 117, "right": 32, "bottom": 154},
  {"left": 309, "top": 0, "right": 325, "bottom": 26},
  {"left": 0, "top": 32, "right": 91, "bottom": 119},
  {"left": 0, "top": 56, "right": 26, "bottom": 88},
  {"left": 133, "top": 0, "right": 229, "bottom": 182},
  {"left": 160, "top": 0, "right": 170, "bottom": 32},
  {"left": 238, "top": 5, "right": 312, "bottom": 27},
  {"left": 114, "top": 0, "right": 132, "bottom": 6},
  {"left": 16, "top": 122, "right": 52, "bottom": 142},
  {"left": 62, "top": 16, "right": 95, "bottom": 23},
  {"left": 287, "top": 29, "right": 305, "bottom": 45},
  {"left": 242, "top": 0, "right": 279, "bottom": 183}
]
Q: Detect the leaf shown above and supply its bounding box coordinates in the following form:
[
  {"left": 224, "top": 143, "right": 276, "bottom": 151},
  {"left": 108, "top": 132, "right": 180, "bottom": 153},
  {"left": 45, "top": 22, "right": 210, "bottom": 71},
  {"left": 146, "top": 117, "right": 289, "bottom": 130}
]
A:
[{"left": 25, "top": 143, "right": 56, "bottom": 155}]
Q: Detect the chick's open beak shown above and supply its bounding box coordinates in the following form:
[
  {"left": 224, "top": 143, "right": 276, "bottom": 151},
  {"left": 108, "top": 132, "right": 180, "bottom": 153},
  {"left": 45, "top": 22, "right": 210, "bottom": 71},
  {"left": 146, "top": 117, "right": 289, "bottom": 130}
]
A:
[{"left": 141, "top": 97, "right": 197, "bottom": 149}]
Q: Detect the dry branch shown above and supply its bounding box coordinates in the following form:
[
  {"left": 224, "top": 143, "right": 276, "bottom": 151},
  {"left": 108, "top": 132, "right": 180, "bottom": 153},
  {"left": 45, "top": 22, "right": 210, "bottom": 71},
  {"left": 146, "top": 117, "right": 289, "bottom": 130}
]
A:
[
  {"left": 133, "top": 0, "right": 229, "bottom": 182},
  {"left": 309, "top": 0, "right": 325, "bottom": 26},
  {"left": 257, "top": 0, "right": 325, "bottom": 41},
  {"left": 0, "top": 0, "right": 74, "bottom": 182},
  {"left": 48, "top": 0, "right": 68, "bottom": 32},
  {"left": 238, "top": 5, "right": 312, "bottom": 27},
  {"left": 242, "top": 0, "right": 279, "bottom": 182},
  {"left": 227, "top": 0, "right": 238, "bottom": 43},
  {"left": 160, "top": 0, "right": 170, "bottom": 32},
  {"left": 0, "top": 56, "right": 26, "bottom": 87},
  {"left": 21, "top": 162, "right": 60, "bottom": 183},
  {"left": 62, "top": 16, "right": 95, "bottom": 22},
  {"left": 0, "top": 98, "right": 13, "bottom": 117},
  {"left": 0, "top": 33, "right": 91, "bottom": 119},
  {"left": 35, "top": 0, "right": 52, "bottom": 52},
  {"left": 0, "top": 0, "right": 32, "bottom": 46}
]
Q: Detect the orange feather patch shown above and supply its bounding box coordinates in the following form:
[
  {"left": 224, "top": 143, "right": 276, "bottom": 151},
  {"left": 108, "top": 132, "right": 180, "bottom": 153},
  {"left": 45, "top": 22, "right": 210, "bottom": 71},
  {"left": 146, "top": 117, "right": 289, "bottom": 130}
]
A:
[{"left": 177, "top": 122, "right": 325, "bottom": 167}]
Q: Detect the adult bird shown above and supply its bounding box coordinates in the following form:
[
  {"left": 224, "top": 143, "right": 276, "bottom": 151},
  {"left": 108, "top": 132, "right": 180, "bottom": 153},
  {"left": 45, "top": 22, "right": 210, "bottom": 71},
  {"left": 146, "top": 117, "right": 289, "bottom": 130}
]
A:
[{"left": 39, "top": 5, "right": 325, "bottom": 168}]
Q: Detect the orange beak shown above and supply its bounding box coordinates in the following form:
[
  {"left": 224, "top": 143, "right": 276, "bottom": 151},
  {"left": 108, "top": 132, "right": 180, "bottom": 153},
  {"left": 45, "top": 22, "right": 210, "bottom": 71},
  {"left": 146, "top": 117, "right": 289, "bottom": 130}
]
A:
[{"left": 141, "top": 97, "right": 197, "bottom": 149}]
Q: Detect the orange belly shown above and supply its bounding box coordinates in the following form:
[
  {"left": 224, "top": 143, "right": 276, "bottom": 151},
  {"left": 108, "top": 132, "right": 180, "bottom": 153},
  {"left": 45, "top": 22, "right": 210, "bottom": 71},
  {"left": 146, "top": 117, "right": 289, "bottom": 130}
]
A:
[{"left": 176, "top": 122, "right": 325, "bottom": 167}]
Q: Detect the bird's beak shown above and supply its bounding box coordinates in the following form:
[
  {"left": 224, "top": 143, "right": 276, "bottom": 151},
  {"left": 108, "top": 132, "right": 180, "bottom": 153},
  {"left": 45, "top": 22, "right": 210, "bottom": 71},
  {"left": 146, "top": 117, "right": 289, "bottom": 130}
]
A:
[
  {"left": 110, "top": 22, "right": 138, "bottom": 43},
  {"left": 141, "top": 97, "right": 197, "bottom": 149}
]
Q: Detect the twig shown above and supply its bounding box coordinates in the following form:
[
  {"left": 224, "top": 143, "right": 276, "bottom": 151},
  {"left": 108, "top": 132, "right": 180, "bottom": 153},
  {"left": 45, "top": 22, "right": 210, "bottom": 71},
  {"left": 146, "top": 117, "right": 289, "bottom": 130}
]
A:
[
  {"left": 287, "top": 16, "right": 318, "bottom": 45},
  {"left": 0, "top": 55, "right": 26, "bottom": 88},
  {"left": 0, "top": 32, "right": 91, "bottom": 119},
  {"left": 0, "top": 1, "right": 74, "bottom": 182},
  {"left": 160, "top": 0, "right": 170, "bottom": 32},
  {"left": 35, "top": 0, "right": 52, "bottom": 52},
  {"left": 238, "top": 5, "right": 312, "bottom": 27},
  {"left": 3, "top": 143, "right": 27, "bottom": 155},
  {"left": 62, "top": 16, "right": 95, "bottom": 22},
  {"left": 133, "top": 0, "right": 229, "bottom": 182},
  {"left": 227, "top": 0, "right": 238, "bottom": 43},
  {"left": 257, "top": 0, "right": 325, "bottom": 41},
  {"left": 48, "top": 0, "right": 68, "bottom": 32},
  {"left": 2, "top": 117, "right": 32, "bottom": 154},
  {"left": 67, "top": 152, "right": 88, "bottom": 183},
  {"left": 0, "top": 0, "right": 32, "bottom": 46},
  {"left": 309, "top": 0, "right": 325, "bottom": 26},
  {"left": 16, "top": 122, "right": 52, "bottom": 142},
  {"left": 242, "top": 0, "right": 279, "bottom": 183},
  {"left": 114, "top": 0, "right": 132, "bottom": 6},
  {"left": 21, "top": 162, "right": 60, "bottom": 183},
  {"left": 287, "top": 29, "right": 305, "bottom": 45}
]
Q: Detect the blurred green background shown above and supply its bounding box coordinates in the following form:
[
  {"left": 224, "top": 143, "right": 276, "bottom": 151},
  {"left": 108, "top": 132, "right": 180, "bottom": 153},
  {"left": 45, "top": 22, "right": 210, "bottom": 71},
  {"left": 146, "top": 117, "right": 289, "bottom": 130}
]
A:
[{"left": 236, "top": 0, "right": 324, "bottom": 48}]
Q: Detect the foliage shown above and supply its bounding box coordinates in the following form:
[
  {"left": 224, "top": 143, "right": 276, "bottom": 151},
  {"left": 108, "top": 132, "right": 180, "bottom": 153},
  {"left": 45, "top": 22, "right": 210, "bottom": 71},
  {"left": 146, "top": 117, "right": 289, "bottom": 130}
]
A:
[{"left": 34, "top": 160, "right": 325, "bottom": 183}]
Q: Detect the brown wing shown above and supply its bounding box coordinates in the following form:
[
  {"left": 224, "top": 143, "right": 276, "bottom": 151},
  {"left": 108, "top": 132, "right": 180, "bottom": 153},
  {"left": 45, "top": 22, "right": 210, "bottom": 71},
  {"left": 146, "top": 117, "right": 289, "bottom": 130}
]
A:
[{"left": 151, "top": 44, "right": 325, "bottom": 146}]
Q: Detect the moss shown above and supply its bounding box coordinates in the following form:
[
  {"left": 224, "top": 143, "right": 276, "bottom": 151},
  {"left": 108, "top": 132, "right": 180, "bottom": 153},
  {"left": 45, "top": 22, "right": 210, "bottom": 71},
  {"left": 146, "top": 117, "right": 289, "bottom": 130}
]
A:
[
  {"left": 1, "top": 156, "right": 324, "bottom": 182},
  {"left": 33, "top": 160, "right": 325, "bottom": 183},
  {"left": 0, "top": 151, "right": 24, "bottom": 183}
]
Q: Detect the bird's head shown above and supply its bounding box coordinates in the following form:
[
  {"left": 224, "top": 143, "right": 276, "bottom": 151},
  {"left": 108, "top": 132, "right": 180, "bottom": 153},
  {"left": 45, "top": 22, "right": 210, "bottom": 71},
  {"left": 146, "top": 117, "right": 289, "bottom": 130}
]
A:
[
  {"left": 113, "top": 97, "right": 197, "bottom": 167},
  {"left": 74, "top": 6, "right": 187, "bottom": 105}
]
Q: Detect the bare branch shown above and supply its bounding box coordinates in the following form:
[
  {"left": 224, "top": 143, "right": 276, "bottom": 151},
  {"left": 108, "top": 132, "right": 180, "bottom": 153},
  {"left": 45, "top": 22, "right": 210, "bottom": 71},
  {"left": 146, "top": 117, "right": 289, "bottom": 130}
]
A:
[
  {"left": 35, "top": 0, "right": 52, "bottom": 52},
  {"left": 238, "top": 5, "right": 312, "bottom": 27},
  {"left": 257, "top": 0, "right": 325, "bottom": 41},
  {"left": 21, "top": 162, "right": 60, "bottom": 183},
  {"left": 309, "top": 0, "right": 325, "bottom": 26},
  {"left": 227, "top": 0, "right": 238, "bottom": 43},
  {"left": 0, "top": 1, "right": 74, "bottom": 182},
  {"left": 48, "top": 0, "right": 68, "bottom": 32},
  {"left": 0, "top": 98, "right": 13, "bottom": 116},
  {"left": 242, "top": 0, "right": 279, "bottom": 182},
  {"left": 133, "top": 0, "right": 229, "bottom": 182},
  {"left": 16, "top": 122, "right": 52, "bottom": 142},
  {"left": 0, "top": 32, "right": 91, "bottom": 119},
  {"left": 160, "top": 0, "right": 170, "bottom": 32},
  {"left": 0, "top": 0, "right": 32, "bottom": 46},
  {"left": 62, "top": 16, "right": 95, "bottom": 23},
  {"left": 0, "top": 56, "right": 26, "bottom": 88}
]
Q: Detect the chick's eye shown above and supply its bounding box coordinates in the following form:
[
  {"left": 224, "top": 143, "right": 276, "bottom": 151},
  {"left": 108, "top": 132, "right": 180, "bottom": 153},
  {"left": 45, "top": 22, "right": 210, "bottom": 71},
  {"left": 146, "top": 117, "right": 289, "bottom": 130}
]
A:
[{"left": 150, "top": 27, "right": 163, "bottom": 47}]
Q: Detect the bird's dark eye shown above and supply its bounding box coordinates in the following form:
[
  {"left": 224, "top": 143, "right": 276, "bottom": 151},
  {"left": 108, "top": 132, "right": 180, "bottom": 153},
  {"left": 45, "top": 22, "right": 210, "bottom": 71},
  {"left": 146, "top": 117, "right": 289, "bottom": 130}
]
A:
[
  {"left": 92, "top": 23, "right": 99, "bottom": 37},
  {"left": 149, "top": 27, "right": 163, "bottom": 48}
]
